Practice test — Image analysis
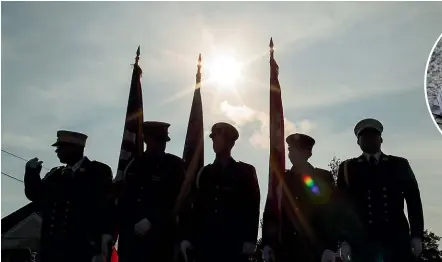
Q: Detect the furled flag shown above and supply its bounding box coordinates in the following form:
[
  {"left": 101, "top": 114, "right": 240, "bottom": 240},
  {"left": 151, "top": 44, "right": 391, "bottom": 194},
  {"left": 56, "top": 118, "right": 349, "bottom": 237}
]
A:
[
  {"left": 174, "top": 54, "right": 204, "bottom": 215},
  {"left": 111, "top": 46, "right": 144, "bottom": 262},
  {"left": 262, "top": 38, "right": 285, "bottom": 250},
  {"left": 114, "top": 46, "right": 144, "bottom": 184}
]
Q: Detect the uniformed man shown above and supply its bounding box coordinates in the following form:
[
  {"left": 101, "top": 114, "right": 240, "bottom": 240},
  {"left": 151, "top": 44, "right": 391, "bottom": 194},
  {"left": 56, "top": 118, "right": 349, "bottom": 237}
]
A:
[
  {"left": 116, "top": 121, "right": 185, "bottom": 262},
  {"left": 262, "top": 133, "right": 347, "bottom": 262},
  {"left": 336, "top": 118, "right": 424, "bottom": 262},
  {"left": 179, "top": 122, "right": 261, "bottom": 262},
  {"left": 24, "top": 130, "right": 114, "bottom": 262}
]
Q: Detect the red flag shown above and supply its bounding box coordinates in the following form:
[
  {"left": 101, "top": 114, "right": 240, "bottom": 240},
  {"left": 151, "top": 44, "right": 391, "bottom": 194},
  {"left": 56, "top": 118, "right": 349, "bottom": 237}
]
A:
[
  {"left": 174, "top": 54, "right": 204, "bottom": 214},
  {"left": 262, "top": 38, "right": 285, "bottom": 248},
  {"left": 112, "top": 46, "right": 144, "bottom": 262},
  {"left": 110, "top": 246, "right": 119, "bottom": 262}
]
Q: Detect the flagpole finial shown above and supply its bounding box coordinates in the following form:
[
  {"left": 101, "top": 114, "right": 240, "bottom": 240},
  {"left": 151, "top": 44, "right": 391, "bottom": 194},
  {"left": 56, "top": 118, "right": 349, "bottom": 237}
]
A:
[
  {"left": 196, "top": 53, "right": 202, "bottom": 85},
  {"left": 269, "top": 37, "right": 274, "bottom": 49},
  {"left": 134, "top": 46, "right": 141, "bottom": 65}
]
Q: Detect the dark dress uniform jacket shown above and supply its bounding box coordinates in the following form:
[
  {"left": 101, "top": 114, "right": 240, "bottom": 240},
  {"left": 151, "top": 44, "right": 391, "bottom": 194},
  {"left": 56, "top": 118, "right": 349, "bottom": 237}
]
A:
[
  {"left": 263, "top": 164, "right": 340, "bottom": 262},
  {"left": 117, "top": 152, "right": 185, "bottom": 262},
  {"left": 337, "top": 154, "right": 424, "bottom": 262},
  {"left": 181, "top": 158, "right": 260, "bottom": 262},
  {"left": 24, "top": 157, "right": 114, "bottom": 262}
]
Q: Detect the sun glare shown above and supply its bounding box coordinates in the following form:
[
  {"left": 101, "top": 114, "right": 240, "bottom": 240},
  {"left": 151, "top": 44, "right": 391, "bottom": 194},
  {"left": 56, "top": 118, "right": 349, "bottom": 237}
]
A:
[{"left": 207, "top": 55, "right": 242, "bottom": 87}]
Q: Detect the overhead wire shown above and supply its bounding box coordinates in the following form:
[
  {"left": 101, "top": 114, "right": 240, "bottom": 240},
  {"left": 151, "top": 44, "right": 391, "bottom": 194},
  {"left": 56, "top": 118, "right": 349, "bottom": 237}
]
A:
[{"left": 1, "top": 149, "right": 50, "bottom": 184}]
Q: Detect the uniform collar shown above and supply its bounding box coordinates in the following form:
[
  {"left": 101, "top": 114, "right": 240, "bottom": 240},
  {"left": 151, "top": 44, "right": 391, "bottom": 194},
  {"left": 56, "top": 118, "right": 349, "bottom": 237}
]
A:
[
  {"left": 66, "top": 156, "right": 86, "bottom": 172},
  {"left": 213, "top": 156, "right": 236, "bottom": 168},
  {"left": 363, "top": 151, "right": 382, "bottom": 162},
  {"left": 290, "top": 162, "right": 314, "bottom": 173}
]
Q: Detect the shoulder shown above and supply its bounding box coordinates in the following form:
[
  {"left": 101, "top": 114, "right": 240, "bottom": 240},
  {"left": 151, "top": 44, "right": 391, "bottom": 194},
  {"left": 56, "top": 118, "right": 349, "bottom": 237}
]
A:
[
  {"left": 90, "top": 161, "right": 112, "bottom": 172},
  {"left": 338, "top": 158, "right": 358, "bottom": 169},
  {"left": 89, "top": 161, "right": 113, "bottom": 180},
  {"left": 314, "top": 168, "right": 333, "bottom": 178},
  {"left": 237, "top": 162, "right": 258, "bottom": 182},
  {"left": 42, "top": 166, "right": 63, "bottom": 180},
  {"left": 237, "top": 161, "right": 257, "bottom": 173},
  {"left": 386, "top": 155, "right": 409, "bottom": 165},
  {"left": 165, "top": 153, "right": 185, "bottom": 165}
]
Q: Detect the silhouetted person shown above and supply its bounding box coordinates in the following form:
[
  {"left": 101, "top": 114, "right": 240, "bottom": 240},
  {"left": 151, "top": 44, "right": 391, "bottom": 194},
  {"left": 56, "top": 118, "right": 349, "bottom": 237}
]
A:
[
  {"left": 180, "top": 122, "right": 260, "bottom": 262},
  {"left": 24, "top": 130, "right": 114, "bottom": 262},
  {"left": 116, "top": 121, "right": 185, "bottom": 262},
  {"left": 337, "top": 118, "right": 424, "bottom": 262},
  {"left": 262, "top": 133, "right": 354, "bottom": 262}
]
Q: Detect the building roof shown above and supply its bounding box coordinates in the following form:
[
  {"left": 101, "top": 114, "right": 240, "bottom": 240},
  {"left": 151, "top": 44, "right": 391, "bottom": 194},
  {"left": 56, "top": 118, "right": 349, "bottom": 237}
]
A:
[
  {"left": 1, "top": 202, "right": 42, "bottom": 251},
  {"left": 2, "top": 202, "right": 39, "bottom": 235}
]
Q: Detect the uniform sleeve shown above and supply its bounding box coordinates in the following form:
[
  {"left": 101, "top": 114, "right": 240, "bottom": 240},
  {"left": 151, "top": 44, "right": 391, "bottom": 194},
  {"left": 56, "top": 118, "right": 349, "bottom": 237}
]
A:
[
  {"left": 336, "top": 161, "right": 349, "bottom": 196},
  {"left": 24, "top": 167, "right": 57, "bottom": 202},
  {"left": 96, "top": 163, "right": 116, "bottom": 237},
  {"left": 178, "top": 166, "right": 204, "bottom": 242},
  {"left": 333, "top": 160, "right": 367, "bottom": 248},
  {"left": 240, "top": 165, "right": 261, "bottom": 244},
  {"left": 400, "top": 158, "right": 424, "bottom": 239}
]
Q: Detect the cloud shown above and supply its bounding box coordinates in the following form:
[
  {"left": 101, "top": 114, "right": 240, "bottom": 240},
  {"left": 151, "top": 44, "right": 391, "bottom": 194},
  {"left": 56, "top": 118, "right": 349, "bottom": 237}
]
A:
[{"left": 218, "top": 100, "right": 314, "bottom": 149}]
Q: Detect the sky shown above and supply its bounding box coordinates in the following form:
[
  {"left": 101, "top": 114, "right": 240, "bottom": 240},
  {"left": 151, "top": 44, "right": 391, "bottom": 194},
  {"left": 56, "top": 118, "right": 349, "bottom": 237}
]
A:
[{"left": 2, "top": 2, "right": 442, "bottom": 239}]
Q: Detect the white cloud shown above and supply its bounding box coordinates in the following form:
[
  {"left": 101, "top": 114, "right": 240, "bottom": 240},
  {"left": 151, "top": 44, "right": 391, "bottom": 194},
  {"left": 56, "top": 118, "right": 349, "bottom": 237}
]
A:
[{"left": 218, "top": 100, "right": 314, "bottom": 149}]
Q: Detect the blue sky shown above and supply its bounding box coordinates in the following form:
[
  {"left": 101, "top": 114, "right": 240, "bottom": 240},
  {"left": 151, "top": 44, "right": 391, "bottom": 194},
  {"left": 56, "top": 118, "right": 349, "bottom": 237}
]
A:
[{"left": 2, "top": 2, "right": 442, "bottom": 239}]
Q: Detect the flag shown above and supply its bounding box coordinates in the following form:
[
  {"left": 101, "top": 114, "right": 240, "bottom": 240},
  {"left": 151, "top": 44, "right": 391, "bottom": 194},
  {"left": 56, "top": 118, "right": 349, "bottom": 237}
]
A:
[
  {"left": 112, "top": 46, "right": 144, "bottom": 262},
  {"left": 174, "top": 54, "right": 204, "bottom": 215},
  {"left": 114, "top": 45, "right": 144, "bottom": 184},
  {"left": 262, "top": 38, "right": 285, "bottom": 249}
]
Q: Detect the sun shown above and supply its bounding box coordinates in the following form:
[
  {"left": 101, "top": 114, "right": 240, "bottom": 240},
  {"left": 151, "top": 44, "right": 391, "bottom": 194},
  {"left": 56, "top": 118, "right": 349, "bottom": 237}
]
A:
[{"left": 207, "top": 55, "right": 242, "bottom": 87}]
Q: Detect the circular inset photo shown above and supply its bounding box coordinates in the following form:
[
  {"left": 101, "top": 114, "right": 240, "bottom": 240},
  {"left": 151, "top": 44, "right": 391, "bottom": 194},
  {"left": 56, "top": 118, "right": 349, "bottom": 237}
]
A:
[{"left": 426, "top": 33, "right": 442, "bottom": 131}]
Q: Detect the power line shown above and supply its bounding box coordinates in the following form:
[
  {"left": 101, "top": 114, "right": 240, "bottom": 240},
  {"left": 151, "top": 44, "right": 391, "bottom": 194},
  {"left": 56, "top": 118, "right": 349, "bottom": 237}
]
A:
[
  {"left": 1, "top": 171, "right": 24, "bottom": 183},
  {"left": 1, "top": 149, "right": 50, "bottom": 171}
]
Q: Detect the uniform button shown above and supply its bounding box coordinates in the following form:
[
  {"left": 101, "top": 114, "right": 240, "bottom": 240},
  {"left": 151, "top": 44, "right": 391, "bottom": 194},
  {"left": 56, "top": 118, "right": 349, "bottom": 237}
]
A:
[
  {"left": 383, "top": 187, "right": 387, "bottom": 191},
  {"left": 140, "top": 186, "right": 144, "bottom": 190},
  {"left": 137, "top": 199, "right": 141, "bottom": 202},
  {"left": 368, "top": 212, "right": 372, "bottom": 215},
  {"left": 66, "top": 201, "right": 70, "bottom": 205},
  {"left": 367, "top": 196, "right": 371, "bottom": 200},
  {"left": 368, "top": 220, "right": 373, "bottom": 224},
  {"left": 293, "top": 232, "right": 297, "bottom": 235},
  {"left": 383, "top": 195, "right": 387, "bottom": 198},
  {"left": 215, "top": 198, "right": 218, "bottom": 201},
  {"left": 384, "top": 203, "right": 388, "bottom": 207},
  {"left": 50, "top": 224, "right": 54, "bottom": 228},
  {"left": 368, "top": 204, "right": 372, "bottom": 208},
  {"left": 367, "top": 190, "right": 371, "bottom": 193},
  {"left": 65, "top": 208, "right": 69, "bottom": 212},
  {"left": 51, "top": 216, "right": 55, "bottom": 220},
  {"left": 216, "top": 186, "right": 220, "bottom": 189},
  {"left": 295, "top": 197, "right": 299, "bottom": 200},
  {"left": 215, "top": 210, "right": 218, "bottom": 213}
]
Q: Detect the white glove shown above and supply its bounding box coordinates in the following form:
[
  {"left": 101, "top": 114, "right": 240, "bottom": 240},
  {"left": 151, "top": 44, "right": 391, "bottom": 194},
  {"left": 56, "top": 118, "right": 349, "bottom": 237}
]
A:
[
  {"left": 101, "top": 234, "right": 113, "bottom": 260},
  {"left": 340, "top": 241, "right": 352, "bottom": 262},
  {"left": 411, "top": 237, "right": 423, "bottom": 257},
  {"left": 242, "top": 242, "right": 256, "bottom": 255},
  {"left": 321, "top": 249, "right": 336, "bottom": 262},
  {"left": 263, "top": 245, "right": 274, "bottom": 262},
  {"left": 180, "top": 240, "right": 193, "bottom": 262},
  {"left": 26, "top": 157, "right": 43, "bottom": 173},
  {"left": 134, "top": 218, "right": 151, "bottom": 236}
]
